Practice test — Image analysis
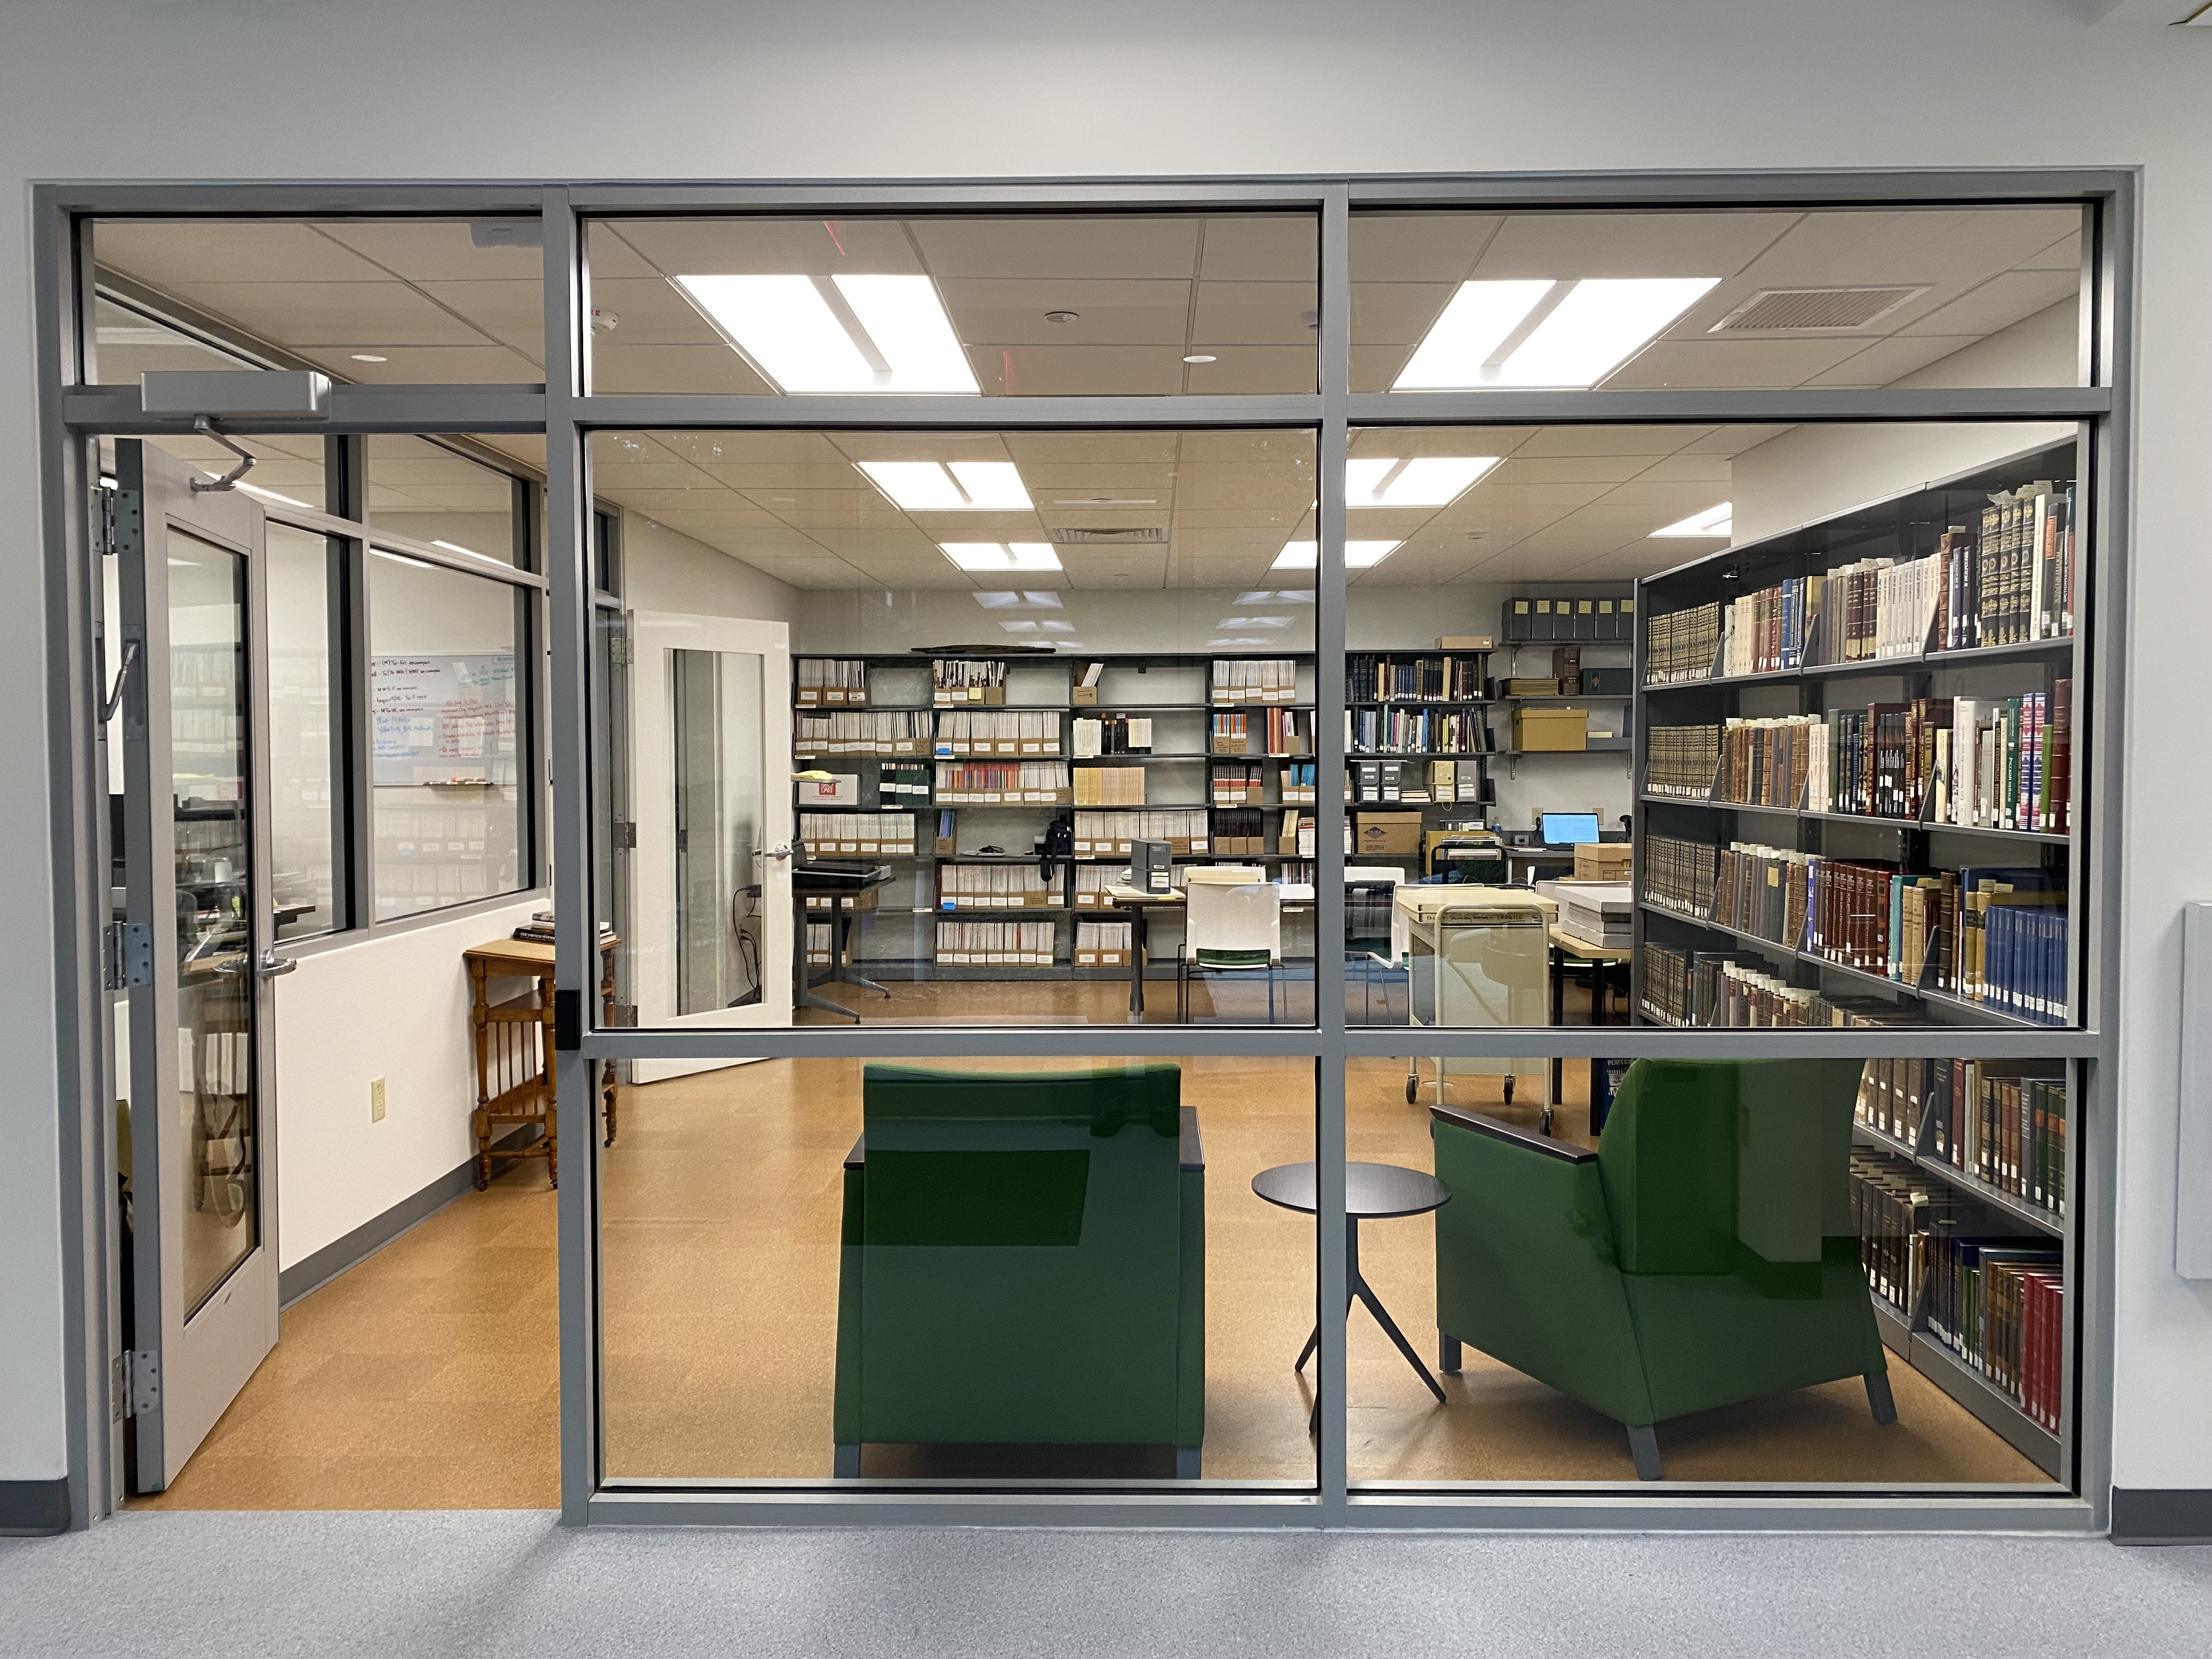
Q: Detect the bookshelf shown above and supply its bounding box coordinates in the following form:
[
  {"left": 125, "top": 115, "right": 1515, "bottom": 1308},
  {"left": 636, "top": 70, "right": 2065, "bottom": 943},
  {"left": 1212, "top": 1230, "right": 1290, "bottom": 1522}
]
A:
[{"left": 1630, "top": 437, "right": 2084, "bottom": 1476}]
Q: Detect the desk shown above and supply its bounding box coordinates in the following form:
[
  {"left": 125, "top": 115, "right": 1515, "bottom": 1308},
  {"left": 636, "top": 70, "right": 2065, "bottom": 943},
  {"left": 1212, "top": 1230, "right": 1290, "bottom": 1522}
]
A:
[
  {"left": 1103, "top": 882, "right": 1316, "bottom": 1019},
  {"left": 1548, "top": 926, "right": 1631, "bottom": 1129},
  {"left": 1251, "top": 1160, "right": 1451, "bottom": 1434},
  {"left": 462, "top": 934, "right": 619, "bottom": 1189},
  {"left": 794, "top": 862, "right": 895, "bottom": 1022},
  {"left": 1505, "top": 846, "right": 1578, "bottom": 885}
]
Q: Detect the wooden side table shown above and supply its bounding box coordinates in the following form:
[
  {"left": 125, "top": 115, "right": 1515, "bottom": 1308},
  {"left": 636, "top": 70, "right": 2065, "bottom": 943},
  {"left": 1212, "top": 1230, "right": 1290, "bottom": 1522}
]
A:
[{"left": 462, "top": 934, "right": 620, "bottom": 1189}]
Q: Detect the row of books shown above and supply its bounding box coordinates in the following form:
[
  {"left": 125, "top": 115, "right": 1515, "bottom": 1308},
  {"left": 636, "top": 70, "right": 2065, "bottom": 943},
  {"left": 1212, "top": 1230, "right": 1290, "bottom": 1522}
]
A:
[
  {"left": 1212, "top": 761, "right": 1266, "bottom": 804},
  {"left": 1277, "top": 810, "right": 1318, "bottom": 857},
  {"left": 1643, "top": 833, "right": 1720, "bottom": 921},
  {"left": 1210, "top": 806, "right": 1270, "bottom": 854},
  {"left": 934, "top": 710, "right": 1062, "bottom": 755},
  {"left": 933, "top": 761, "right": 1069, "bottom": 803},
  {"left": 1345, "top": 652, "right": 1487, "bottom": 703},
  {"left": 932, "top": 658, "right": 1007, "bottom": 693},
  {"left": 1073, "top": 921, "right": 1135, "bottom": 964},
  {"left": 1857, "top": 1059, "right": 2068, "bottom": 1220},
  {"left": 1643, "top": 601, "right": 1724, "bottom": 685},
  {"left": 1072, "top": 809, "right": 1209, "bottom": 851},
  {"left": 1211, "top": 709, "right": 1312, "bottom": 756},
  {"left": 935, "top": 920, "right": 1057, "bottom": 966},
  {"left": 1346, "top": 707, "right": 1487, "bottom": 755},
  {"left": 937, "top": 865, "right": 1058, "bottom": 907},
  {"left": 797, "top": 710, "right": 932, "bottom": 754},
  {"left": 1211, "top": 658, "right": 1301, "bottom": 703},
  {"left": 1071, "top": 714, "right": 1153, "bottom": 757},
  {"left": 1073, "top": 765, "right": 1147, "bottom": 806},
  {"left": 794, "top": 658, "right": 870, "bottom": 705},
  {"left": 1645, "top": 723, "right": 1723, "bottom": 798},
  {"left": 798, "top": 812, "right": 918, "bottom": 856}
]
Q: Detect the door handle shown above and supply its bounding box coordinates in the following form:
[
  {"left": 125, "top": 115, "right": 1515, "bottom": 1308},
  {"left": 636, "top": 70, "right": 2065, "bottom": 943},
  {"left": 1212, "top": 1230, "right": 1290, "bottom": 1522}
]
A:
[
  {"left": 218, "top": 948, "right": 297, "bottom": 979},
  {"left": 766, "top": 843, "right": 795, "bottom": 861}
]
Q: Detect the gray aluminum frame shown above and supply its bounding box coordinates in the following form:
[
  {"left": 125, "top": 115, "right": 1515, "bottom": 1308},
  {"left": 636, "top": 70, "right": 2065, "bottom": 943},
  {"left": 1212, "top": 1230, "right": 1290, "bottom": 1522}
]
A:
[{"left": 36, "top": 168, "right": 2129, "bottom": 1536}]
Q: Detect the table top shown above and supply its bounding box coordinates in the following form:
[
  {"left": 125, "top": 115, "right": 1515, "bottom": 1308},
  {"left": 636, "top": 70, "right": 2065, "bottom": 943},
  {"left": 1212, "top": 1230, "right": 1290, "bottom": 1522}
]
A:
[
  {"left": 1106, "top": 884, "right": 1317, "bottom": 905},
  {"left": 1394, "top": 884, "right": 1557, "bottom": 924},
  {"left": 1250, "top": 1160, "right": 1451, "bottom": 1220},
  {"left": 1549, "top": 925, "right": 1632, "bottom": 962},
  {"left": 465, "top": 933, "right": 618, "bottom": 970}
]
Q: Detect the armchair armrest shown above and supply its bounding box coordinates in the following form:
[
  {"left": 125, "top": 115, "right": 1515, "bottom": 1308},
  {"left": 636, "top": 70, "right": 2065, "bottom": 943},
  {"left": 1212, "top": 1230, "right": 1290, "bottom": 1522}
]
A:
[
  {"left": 1430, "top": 1104, "right": 1595, "bottom": 1164},
  {"left": 844, "top": 1133, "right": 865, "bottom": 1171},
  {"left": 1179, "top": 1105, "right": 1204, "bottom": 1173}
]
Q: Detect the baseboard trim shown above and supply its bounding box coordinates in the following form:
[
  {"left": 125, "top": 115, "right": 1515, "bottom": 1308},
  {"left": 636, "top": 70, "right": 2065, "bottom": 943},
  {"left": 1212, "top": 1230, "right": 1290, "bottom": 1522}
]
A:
[
  {"left": 2111, "top": 1487, "right": 2212, "bottom": 1544},
  {"left": 277, "top": 1127, "right": 539, "bottom": 1308},
  {"left": 0, "top": 1477, "right": 70, "bottom": 1535}
]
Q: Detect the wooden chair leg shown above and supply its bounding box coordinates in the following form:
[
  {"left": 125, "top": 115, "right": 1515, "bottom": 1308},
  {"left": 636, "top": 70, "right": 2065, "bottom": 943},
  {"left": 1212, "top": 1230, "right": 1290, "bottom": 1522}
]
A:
[
  {"left": 546, "top": 1095, "right": 559, "bottom": 1190},
  {"left": 1627, "top": 1423, "right": 1663, "bottom": 1481},
  {"left": 472, "top": 1109, "right": 491, "bottom": 1190}
]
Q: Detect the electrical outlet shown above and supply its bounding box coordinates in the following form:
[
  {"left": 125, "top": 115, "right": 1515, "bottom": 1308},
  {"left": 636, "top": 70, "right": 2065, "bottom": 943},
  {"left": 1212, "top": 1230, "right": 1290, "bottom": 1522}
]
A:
[{"left": 369, "top": 1077, "right": 386, "bottom": 1123}]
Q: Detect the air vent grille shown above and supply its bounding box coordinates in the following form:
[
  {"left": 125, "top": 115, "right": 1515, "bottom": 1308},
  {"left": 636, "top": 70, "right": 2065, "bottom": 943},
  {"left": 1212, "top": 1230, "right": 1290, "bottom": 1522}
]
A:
[
  {"left": 1051, "top": 527, "right": 1167, "bottom": 544},
  {"left": 1708, "top": 285, "right": 1927, "bottom": 334}
]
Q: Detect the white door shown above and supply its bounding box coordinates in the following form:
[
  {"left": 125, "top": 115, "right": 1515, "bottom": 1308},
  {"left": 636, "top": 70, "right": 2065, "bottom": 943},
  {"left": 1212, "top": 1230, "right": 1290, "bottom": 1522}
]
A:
[
  {"left": 114, "top": 441, "right": 285, "bottom": 1489},
  {"left": 625, "top": 611, "right": 793, "bottom": 1081}
]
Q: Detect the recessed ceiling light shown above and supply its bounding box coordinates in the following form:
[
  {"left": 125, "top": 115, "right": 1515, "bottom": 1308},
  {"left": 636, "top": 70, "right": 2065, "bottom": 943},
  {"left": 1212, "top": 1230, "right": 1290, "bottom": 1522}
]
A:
[
  {"left": 672, "top": 272, "right": 979, "bottom": 394},
  {"left": 1183, "top": 354, "right": 1217, "bottom": 364},
  {"left": 1045, "top": 311, "right": 1080, "bottom": 324},
  {"left": 1650, "top": 503, "right": 1733, "bottom": 538},
  {"left": 1345, "top": 456, "right": 1501, "bottom": 508},
  {"left": 1392, "top": 277, "right": 1719, "bottom": 390},
  {"left": 1271, "top": 540, "right": 1402, "bottom": 571},
  {"left": 940, "top": 541, "right": 1063, "bottom": 573},
  {"left": 858, "top": 460, "right": 1031, "bottom": 511},
  {"left": 351, "top": 353, "right": 388, "bottom": 363}
]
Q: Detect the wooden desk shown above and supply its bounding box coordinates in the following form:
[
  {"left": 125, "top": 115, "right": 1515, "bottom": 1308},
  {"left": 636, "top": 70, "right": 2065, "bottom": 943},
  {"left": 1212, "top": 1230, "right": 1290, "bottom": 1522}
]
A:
[{"left": 462, "top": 934, "right": 619, "bottom": 1189}]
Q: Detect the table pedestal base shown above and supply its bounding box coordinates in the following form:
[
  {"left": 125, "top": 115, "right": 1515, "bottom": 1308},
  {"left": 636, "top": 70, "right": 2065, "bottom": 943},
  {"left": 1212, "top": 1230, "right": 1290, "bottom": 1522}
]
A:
[{"left": 1298, "top": 1215, "right": 1447, "bottom": 1435}]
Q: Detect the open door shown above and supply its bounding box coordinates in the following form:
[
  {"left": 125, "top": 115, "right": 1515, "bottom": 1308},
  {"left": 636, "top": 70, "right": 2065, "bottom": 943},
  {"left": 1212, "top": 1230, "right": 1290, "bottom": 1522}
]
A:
[
  {"left": 625, "top": 611, "right": 794, "bottom": 1081},
  {"left": 114, "top": 441, "right": 286, "bottom": 1490}
]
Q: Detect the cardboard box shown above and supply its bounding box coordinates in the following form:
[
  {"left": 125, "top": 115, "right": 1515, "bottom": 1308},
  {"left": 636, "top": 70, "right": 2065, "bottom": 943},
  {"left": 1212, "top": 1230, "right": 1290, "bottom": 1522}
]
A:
[
  {"left": 1512, "top": 707, "right": 1588, "bottom": 751},
  {"left": 1437, "top": 635, "right": 1494, "bottom": 650},
  {"left": 1354, "top": 811, "right": 1424, "bottom": 857},
  {"left": 800, "top": 773, "right": 860, "bottom": 806},
  {"left": 1505, "top": 677, "right": 1561, "bottom": 697},
  {"left": 1070, "top": 685, "right": 1099, "bottom": 706},
  {"left": 1574, "top": 842, "right": 1633, "bottom": 880}
]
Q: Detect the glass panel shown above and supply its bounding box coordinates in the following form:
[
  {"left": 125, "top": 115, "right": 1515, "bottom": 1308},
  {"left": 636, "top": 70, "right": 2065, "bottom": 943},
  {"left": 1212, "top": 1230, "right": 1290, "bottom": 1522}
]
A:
[
  {"left": 585, "top": 214, "right": 1318, "bottom": 396},
  {"left": 265, "top": 522, "right": 343, "bottom": 940},
  {"left": 168, "top": 531, "right": 259, "bottom": 1312},
  {"left": 366, "top": 435, "right": 522, "bottom": 567},
  {"left": 1341, "top": 422, "right": 2084, "bottom": 1032},
  {"left": 1348, "top": 1049, "right": 2071, "bottom": 1487},
  {"left": 1352, "top": 206, "right": 2087, "bottom": 393},
  {"left": 600, "top": 1053, "right": 1314, "bottom": 1486},
  {"left": 136, "top": 432, "right": 328, "bottom": 518},
  {"left": 672, "top": 647, "right": 767, "bottom": 1014},
  {"left": 92, "top": 294, "right": 253, "bottom": 379},
  {"left": 368, "top": 551, "right": 527, "bottom": 921},
  {"left": 594, "top": 426, "right": 1319, "bottom": 1029},
  {"left": 89, "top": 217, "right": 545, "bottom": 386}
]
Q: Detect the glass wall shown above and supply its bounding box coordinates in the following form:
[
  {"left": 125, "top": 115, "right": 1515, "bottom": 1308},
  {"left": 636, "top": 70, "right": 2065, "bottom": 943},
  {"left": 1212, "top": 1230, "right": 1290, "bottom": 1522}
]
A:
[
  {"left": 264, "top": 521, "right": 345, "bottom": 940},
  {"left": 366, "top": 435, "right": 524, "bottom": 567},
  {"left": 366, "top": 549, "right": 528, "bottom": 921},
  {"left": 599, "top": 1053, "right": 1314, "bottom": 1485},
  {"left": 585, "top": 213, "right": 1318, "bottom": 396}
]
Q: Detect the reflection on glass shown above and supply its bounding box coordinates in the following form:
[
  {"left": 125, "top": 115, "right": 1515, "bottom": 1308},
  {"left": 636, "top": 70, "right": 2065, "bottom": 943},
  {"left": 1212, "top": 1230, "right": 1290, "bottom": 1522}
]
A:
[
  {"left": 586, "top": 215, "right": 1319, "bottom": 397},
  {"left": 1352, "top": 206, "right": 2087, "bottom": 393},
  {"left": 168, "top": 533, "right": 259, "bottom": 1312},
  {"left": 368, "top": 551, "right": 524, "bottom": 921},
  {"left": 1345, "top": 1053, "right": 2069, "bottom": 1486},
  {"left": 599, "top": 1054, "right": 1313, "bottom": 1485},
  {"left": 265, "top": 523, "right": 341, "bottom": 939},
  {"left": 366, "top": 436, "right": 520, "bottom": 566},
  {"left": 672, "top": 648, "right": 766, "bottom": 1013}
]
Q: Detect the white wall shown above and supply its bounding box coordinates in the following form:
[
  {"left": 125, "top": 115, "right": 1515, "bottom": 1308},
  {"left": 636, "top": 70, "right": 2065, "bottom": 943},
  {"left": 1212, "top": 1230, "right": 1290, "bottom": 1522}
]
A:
[
  {"left": 4, "top": 0, "right": 2210, "bottom": 1504},
  {"left": 620, "top": 512, "right": 804, "bottom": 630},
  {"left": 272, "top": 898, "right": 544, "bottom": 1271}
]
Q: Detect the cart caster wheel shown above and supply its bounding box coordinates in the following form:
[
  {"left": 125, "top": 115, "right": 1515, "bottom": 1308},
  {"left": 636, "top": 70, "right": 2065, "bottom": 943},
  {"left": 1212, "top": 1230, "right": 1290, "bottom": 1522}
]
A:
[
  {"left": 1503, "top": 1075, "right": 1516, "bottom": 1104},
  {"left": 1406, "top": 1074, "right": 1418, "bottom": 1104}
]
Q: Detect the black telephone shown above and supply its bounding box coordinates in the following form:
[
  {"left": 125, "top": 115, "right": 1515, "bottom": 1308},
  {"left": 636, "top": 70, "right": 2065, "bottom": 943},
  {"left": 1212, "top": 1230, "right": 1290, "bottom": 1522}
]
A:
[{"left": 1039, "top": 811, "right": 1074, "bottom": 884}]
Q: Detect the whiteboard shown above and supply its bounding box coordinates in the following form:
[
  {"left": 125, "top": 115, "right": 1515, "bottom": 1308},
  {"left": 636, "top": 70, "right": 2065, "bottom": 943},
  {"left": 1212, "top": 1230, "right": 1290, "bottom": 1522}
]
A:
[{"left": 370, "top": 653, "right": 518, "bottom": 786}]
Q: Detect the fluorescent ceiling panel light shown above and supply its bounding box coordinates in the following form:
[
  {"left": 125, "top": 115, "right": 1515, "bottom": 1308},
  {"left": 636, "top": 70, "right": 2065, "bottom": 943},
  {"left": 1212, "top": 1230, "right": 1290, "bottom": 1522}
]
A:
[
  {"left": 236, "top": 481, "right": 318, "bottom": 511},
  {"left": 672, "top": 272, "right": 979, "bottom": 395},
  {"left": 857, "top": 459, "right": 1032, "bottom": 511},
  {"left": 1271, "top": 540, "right": 1402, "bottom": 571},
  {"left": 1392, "top": 276, "right": 1719, "bottom": 390},
  {"left": 940, "top": 541, "right": 1064, "bottom": 573},
  {"left": 1344, "top": 455, "right": 1501, "bottom": 507},
  {"left": 1392, "top": 280, "right": 1553, "bottom": 390},
  {"left": 1494, "top": 277, "right": 1719, "bottom": 387},
  {"left": 1650, "top": 503, "right": 1733, "bottom": 538},
  {"left": 972, "top": 590, "right": 1063, "bottom": 610}
]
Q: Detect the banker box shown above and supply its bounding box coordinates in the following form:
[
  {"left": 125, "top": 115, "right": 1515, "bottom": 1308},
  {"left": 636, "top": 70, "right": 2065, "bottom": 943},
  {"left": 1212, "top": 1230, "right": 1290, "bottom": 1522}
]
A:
[
  {"left": 1574, "top": 842, "right": 1633, "bottom": 880},
  {"left": 1354, "top": 811, "right": 1424, "bottom": 857},
  {"left": 1512, "top": 707, "right": 1588, "bottom": 751}
]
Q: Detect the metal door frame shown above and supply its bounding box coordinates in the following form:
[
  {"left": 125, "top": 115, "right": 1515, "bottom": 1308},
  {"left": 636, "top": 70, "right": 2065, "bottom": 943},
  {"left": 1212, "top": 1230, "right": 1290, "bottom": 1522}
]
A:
[{"left": 36, "top": 166, "right": 2131, "bottom": 1534}]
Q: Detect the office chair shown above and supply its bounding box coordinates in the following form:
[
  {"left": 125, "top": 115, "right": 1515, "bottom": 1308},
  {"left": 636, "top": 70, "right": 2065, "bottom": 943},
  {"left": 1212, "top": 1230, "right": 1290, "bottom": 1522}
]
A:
[{"left": 1178, "top": 867, "right": 1282, "bottom": 1022}]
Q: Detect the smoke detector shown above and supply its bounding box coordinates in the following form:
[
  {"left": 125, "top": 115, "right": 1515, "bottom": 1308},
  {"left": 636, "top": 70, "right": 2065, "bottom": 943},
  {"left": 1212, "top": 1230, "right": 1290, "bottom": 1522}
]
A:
[{"left": 1707, "top": 286, "right": 1927, "bottom": 334}]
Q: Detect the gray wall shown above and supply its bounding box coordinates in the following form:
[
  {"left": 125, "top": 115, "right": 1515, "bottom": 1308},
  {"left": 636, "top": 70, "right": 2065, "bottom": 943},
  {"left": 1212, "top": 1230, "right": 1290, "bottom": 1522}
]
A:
[{"left": 3, "top": 1, "right": 2209, "bottom": 1507}]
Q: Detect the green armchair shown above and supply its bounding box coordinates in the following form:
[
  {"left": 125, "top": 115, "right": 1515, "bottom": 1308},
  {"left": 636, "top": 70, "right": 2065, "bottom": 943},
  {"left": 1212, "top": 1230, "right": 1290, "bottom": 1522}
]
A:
[
  {"left": 833, "top": 1063, "right": 1205, "bottom": 1477},
  {"left": 1431, "top": 1056, "right": 1893, "bottom": 1480}
]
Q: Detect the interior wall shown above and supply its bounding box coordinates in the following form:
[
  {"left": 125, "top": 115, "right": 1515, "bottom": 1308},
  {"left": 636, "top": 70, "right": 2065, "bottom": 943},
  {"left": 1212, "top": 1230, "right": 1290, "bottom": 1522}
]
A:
[
  {"left": 3, "top": 0, "right": 2208, "bottom": 1506},
  {"left": 272, "top": 898, "right": 544, "bottom": 1272},
  {"left": 619, "top": 512, "right": 805, "bottom": 630}
]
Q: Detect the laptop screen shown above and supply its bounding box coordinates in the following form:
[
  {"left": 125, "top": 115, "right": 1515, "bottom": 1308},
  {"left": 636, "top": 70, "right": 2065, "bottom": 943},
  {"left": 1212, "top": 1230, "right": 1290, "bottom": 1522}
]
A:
[{"left": 1540, "top": 811, "right": 1600, "bottom": 847}]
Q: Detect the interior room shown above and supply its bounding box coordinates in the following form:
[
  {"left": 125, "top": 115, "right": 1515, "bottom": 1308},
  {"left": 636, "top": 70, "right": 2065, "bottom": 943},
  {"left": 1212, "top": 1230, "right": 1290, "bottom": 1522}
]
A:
[{"left": 83, "top": 199, "right": 2087, "bottom": 1506}]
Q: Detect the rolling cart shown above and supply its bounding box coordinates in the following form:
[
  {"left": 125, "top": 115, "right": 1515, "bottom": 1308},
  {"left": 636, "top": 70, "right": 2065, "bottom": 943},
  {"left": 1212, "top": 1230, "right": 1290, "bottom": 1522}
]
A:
[{"left": 1395, "top": 885, "right": 1560, "bottom": 1131}]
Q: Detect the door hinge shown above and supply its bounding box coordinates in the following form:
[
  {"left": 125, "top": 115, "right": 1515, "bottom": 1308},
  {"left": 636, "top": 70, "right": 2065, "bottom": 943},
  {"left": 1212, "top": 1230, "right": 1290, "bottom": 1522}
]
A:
[
  {"left": 92, "top": 483, "right": 116, "bottom": 556},
  {"left": 104, "top": 921, "right": 154, "bottom": 991},
  {"left": 117, "top": 1349, "right": 159, "bottom": 1419},
  {"left": 607, "top": 631, "right": 633, "bottom": 666},
  {"left": 612, "top": 819, "right": 637, "bottom": 850},
  {"left": 111, "top": 488, "right": 143, "bottom": 560}
]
